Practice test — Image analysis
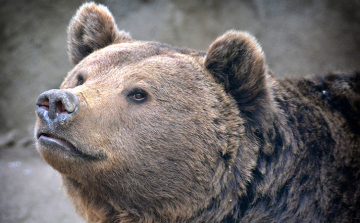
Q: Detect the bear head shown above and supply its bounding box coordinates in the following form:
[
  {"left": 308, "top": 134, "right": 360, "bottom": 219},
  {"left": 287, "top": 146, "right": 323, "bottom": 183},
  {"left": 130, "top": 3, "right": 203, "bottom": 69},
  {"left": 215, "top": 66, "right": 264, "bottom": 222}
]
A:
[{"left": 35, "top": 2, "right": 276, "bottom": 222}]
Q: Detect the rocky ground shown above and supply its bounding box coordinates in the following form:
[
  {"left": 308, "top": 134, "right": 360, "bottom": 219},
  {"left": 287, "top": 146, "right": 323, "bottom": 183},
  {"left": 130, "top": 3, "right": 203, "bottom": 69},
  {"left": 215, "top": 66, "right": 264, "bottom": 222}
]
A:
[{"left": 1, "top": 0, "right": 359, "bottom": 222}]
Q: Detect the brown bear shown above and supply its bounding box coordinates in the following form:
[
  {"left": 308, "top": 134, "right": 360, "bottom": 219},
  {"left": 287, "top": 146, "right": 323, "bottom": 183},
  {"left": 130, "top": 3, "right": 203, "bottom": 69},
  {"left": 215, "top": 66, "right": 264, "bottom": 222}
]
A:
[{"left": 35, "top": 2, "right": 360, "bottom": 223}]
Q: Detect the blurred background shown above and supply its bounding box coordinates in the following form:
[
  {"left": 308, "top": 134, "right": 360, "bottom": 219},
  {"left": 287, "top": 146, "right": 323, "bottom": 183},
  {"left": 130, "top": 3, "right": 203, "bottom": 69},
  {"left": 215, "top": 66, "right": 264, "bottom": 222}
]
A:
[{"left": 0, "top": 0, "right": 359, "bottom": 222}]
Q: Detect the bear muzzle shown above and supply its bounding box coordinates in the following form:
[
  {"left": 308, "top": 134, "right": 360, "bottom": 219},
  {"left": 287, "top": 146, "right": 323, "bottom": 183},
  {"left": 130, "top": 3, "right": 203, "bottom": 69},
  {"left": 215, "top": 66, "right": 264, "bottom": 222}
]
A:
[{"left": 35, "top": 89, "right": 107, "bottom": 162}]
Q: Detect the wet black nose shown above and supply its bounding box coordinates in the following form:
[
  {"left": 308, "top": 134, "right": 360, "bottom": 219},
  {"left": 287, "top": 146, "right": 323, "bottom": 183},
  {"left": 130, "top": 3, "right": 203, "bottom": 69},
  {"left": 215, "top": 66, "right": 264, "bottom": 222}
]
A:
[{"left": 36, "top": 90, "right": 79, "bottom": 124}]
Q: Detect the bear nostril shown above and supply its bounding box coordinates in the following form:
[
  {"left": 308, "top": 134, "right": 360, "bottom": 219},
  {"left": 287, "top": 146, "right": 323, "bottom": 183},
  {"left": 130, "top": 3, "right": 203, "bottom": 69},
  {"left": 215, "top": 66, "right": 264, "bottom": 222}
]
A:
[
  {"left": 56, "top": 101, "right": 66, "bottom": 114},
  {"left": 37, "top": 100, "right": 50, "bottom": 111}
]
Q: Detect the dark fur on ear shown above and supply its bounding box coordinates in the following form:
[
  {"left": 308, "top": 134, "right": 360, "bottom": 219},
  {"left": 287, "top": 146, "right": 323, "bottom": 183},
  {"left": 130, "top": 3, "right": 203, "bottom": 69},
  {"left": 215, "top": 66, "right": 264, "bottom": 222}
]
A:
[
  {"left": 68, "top": 2, "right": 132, "bottom": 64},
  {"left": 205, "top": 31, "right": 274, "bottom": 129}
]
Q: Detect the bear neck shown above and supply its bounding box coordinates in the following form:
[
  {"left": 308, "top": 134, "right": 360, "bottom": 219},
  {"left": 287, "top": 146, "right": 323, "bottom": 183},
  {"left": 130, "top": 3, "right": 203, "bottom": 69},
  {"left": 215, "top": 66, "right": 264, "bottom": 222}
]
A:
[{"left": 230, "top": 73, "right": 360, "bottom": 222}]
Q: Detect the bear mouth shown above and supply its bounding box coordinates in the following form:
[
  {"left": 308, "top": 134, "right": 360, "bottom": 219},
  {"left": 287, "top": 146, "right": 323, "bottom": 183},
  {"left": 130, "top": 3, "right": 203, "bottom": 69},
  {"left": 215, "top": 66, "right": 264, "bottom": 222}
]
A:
[{"left": 37, "top": 133, "right": 87, "bottom": 157}]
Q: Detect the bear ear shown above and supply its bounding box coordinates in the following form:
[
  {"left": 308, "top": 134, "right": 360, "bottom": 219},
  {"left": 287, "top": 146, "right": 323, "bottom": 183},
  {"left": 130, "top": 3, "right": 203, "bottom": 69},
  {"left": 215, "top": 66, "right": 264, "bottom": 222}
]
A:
[
  {"left": 205, "top": 31, "right": 273, "bottom": 127},
  {"left": 68, "top": 2, "right": 132, "bottom": 64}
]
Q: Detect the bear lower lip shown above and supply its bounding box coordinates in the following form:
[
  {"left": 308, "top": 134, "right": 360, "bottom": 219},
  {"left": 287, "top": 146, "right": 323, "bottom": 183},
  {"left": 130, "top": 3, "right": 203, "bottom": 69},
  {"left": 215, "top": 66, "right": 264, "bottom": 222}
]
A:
[{"left": 38, "top": 133, "right": 85, "bottom": 156}]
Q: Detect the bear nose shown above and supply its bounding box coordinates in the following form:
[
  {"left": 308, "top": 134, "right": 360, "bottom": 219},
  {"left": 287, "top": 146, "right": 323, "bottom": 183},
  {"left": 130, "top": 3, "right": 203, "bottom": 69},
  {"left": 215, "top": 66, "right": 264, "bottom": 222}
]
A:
[{"left": 36, "top": 89, "right": 79, "bottom": 123}]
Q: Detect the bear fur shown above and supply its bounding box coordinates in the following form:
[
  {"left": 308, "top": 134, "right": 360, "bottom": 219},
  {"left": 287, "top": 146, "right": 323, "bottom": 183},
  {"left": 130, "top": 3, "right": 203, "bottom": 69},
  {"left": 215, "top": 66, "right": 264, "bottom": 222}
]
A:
[{"left": 35, "top": 2, "right": 360, "bottom": 222}]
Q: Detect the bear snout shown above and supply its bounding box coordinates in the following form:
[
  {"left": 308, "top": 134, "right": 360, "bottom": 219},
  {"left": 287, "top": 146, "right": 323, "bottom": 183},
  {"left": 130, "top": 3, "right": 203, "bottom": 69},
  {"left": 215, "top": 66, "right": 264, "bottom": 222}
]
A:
[{"left": 36, "top": 89, "right": 79, "bottom": 125}]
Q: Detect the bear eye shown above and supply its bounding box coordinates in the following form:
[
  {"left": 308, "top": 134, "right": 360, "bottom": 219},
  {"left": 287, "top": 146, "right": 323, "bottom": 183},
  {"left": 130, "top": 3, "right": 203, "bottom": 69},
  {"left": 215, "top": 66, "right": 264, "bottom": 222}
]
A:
[
  {"left": 76, "top": 75, "right": 85, "bottom": 86},
  {"left": 128, "top": 89, "right": 147, "bottom": 102},
  {"left": 133, "top": 93, "right": 145, "bottom": 100}
]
